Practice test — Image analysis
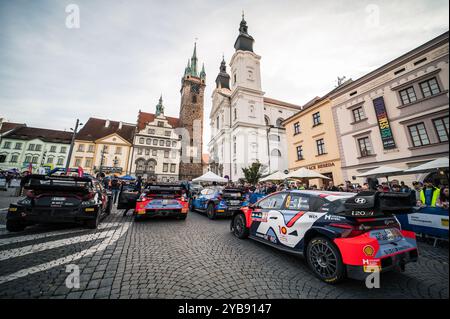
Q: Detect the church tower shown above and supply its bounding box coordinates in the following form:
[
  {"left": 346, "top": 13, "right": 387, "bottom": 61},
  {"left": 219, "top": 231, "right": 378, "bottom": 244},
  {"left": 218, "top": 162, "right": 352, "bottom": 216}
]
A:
[{"left": 178, "top": 43, "right": 206, "bottom": 181}]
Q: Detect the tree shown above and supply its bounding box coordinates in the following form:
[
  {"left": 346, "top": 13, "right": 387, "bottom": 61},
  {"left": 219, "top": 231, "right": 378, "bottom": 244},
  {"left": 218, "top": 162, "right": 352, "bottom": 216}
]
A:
[{"left": 242, "top": 161, "right": 263, "bottom": 185}]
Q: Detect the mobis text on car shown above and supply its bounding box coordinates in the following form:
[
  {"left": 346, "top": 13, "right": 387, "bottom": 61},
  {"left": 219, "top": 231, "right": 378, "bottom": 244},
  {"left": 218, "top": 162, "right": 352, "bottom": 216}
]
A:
[
  {"left": 7, "top": 174, "right": 112, "bottom": 231},
  {"left": 230, "top": 190, "right": 418, "bottom": 283}
]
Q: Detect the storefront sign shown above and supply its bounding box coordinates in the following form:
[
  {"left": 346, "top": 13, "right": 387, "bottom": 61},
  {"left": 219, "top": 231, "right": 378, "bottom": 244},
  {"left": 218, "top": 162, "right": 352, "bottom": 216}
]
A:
[
  {"left": 307, "top": 162, "right": 335, "bottom": 170},
  {"left": 372, "top": 97, "right": 396, "bottom": 149}
]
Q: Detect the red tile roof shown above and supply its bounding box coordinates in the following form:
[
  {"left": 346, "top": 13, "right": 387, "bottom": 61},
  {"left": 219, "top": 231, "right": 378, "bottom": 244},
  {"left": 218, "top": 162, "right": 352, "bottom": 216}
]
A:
[
  {"left": 76, "top": 118, "right": 135, "bottom": 144},
  {"left": 137, "top": 111, "right": 180, "bottom": 131},
  {"left": 264, "top": 97, "right": 302, "bottom": 110},
  {"left": 0, "top": 122, "right": 26, "bottom": 135},
  {"left": 4, "top": 126, "right": 73, "bottom": 144}
]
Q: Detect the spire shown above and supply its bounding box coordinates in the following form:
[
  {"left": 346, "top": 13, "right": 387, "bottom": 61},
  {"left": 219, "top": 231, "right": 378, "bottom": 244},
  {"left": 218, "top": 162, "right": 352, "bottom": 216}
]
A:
[
  {"left": 215, "top": 55, "right": 230, "bottom": 89},
  {"left": 200, "top": 63, "right": 206, "bottom": 80},
  {"left": 190, "top": 42, "right": 198, "bottom": 77},
  {"left": 234, "top": 12, "right": 254, "bottom": 52},
  {"left": 184, "top": 59, "right": 192, "bottom": 76},
  {"left": 220, "top": 54, "right": 226, "bottom": 72},
  {"left": 155, "top": 94, "right": 164, "bottom": 116}
]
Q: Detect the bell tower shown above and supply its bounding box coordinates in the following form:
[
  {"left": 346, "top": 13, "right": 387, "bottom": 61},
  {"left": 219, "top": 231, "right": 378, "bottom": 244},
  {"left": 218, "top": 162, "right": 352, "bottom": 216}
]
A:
[{"left": 179, "top": 43, "right": 206, "bottom": 181}]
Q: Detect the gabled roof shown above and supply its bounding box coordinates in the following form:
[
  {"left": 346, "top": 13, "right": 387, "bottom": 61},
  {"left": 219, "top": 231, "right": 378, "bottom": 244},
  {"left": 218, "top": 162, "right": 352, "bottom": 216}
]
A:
[
  {"left": 0, "top": 122, "right": 26, "bottom": 135},
  {"left": 4, "top": 126, "right": 72, "bottom": 144},
  {"left": 137, "top": 111, "right": 180, "bottom": 131},
  {"left": 263, "top": 97, "right": 302, "bottom": 110},
  {"left": 76, "top": 118, "right": 135, "bottom": 144}
]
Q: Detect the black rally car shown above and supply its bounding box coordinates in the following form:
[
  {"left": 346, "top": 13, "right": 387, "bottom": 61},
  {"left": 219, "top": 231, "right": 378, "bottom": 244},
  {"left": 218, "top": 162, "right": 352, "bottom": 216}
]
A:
[{"left": 6, "top": 174, "right": 112, "bottom": 231}]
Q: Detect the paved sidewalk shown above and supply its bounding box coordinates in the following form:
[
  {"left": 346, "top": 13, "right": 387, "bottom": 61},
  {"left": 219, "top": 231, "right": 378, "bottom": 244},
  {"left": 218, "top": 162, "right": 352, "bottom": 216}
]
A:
[{"left": 0, "top": 207, "right": 447, "bottom": 299}]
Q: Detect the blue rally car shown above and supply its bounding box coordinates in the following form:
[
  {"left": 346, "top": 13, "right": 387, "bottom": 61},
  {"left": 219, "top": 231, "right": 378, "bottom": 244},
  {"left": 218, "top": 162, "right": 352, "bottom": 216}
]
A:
[{"left": 189, "top": 186, "right": 246, "bottom": 219}]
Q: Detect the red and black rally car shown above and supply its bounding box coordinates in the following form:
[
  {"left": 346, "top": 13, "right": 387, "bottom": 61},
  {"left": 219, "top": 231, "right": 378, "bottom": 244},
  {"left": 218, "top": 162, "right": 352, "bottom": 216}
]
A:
[
  {"left": 230, "top": 190, "right": 418, "bottom": 283},
  {"left": 134, "top": 183, "right": 189, "bottom": 221},
  {"left": 6, "top": 174, "right": 112, "bottom": 231}
]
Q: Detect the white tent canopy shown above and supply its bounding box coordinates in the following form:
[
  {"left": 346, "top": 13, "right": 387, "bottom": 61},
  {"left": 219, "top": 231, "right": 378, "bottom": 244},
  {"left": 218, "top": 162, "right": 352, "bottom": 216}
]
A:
[
  {"left": 286, "top": 167, "right": 331, "bottom": 180},
  {"left": 403, "top": 157, "right": 449, "bottom": 174},
  {"left": 192, "top": 171, "right": 228, "bottom": 183},
  {"left": 357, "top": 165, "right": 404, "bottom": 178},
  {"left": 260, "top": 171, "right": 288, "bottom": 182}
]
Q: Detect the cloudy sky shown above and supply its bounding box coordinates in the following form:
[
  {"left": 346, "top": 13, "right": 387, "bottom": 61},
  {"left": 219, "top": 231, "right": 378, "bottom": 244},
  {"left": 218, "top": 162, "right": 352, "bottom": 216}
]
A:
[{"left": 0, "top": 0, "right": 448, "bottom": 147}]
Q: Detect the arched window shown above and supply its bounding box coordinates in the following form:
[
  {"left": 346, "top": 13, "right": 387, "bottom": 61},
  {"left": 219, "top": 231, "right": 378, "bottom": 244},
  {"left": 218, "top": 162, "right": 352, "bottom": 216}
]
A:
[
  {"left": 147, "top": 159, "right": 157, "bottom": 173},
  {"left": 136, "top": 159, "right": 145, "bottom": 171},
  {"left": 276, "top": 118, "right": 284, "bottom": 127},
  {"left": 192, "top": 95, "right": 197, "bottom": 103},
  {"left": 271, "top": 149, "right": 281, "bottom": 157},
  {"left": 265, "top": 116, "right": 270, "bottom": 126}
]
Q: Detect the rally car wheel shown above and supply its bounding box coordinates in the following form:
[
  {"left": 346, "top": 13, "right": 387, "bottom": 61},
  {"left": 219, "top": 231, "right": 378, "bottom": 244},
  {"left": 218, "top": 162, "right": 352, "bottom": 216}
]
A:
[
  {"left": 6, "top": 220, "right": 25, "bottom": 232},
  {"left": 105, "top": 200, "right": 112, "bottom": 215},
  {"left": 306, "top": 237, "right": 345, "bottom": 284},
  {"left": 206, "top": 203, "right": 216, "bottom": 220},
  {"left": 85, "top": 215, "right": 99, "bottom": 229},
  {"left": 232, "top": 214, "right": 249, "bottom": 239}
]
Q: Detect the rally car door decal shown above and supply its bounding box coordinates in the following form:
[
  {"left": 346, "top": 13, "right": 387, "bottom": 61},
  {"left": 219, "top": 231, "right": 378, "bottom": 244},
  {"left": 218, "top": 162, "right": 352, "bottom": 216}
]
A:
[{"left": 256, "top": 210, "right": 327, "bottom": 248}]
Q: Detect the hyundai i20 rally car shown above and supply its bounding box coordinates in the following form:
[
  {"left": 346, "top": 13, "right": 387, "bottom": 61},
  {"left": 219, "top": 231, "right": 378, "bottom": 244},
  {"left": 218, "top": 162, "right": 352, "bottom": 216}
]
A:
[
  {"left": 7, "top": 174, "right": 112, "bottom": 231},
  {"left": 134, "top": 183, "right": 189, "bottom": 221},
  {"left": 190, "top": 186, "right": 246, "bottom": 219},
  {"left": 230, "top": 190, "right": 418, "bottom": 283}
]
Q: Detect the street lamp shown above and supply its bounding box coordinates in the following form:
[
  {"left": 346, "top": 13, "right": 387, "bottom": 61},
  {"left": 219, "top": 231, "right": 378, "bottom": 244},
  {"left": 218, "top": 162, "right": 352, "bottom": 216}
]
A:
[
  {"left": 99, "top": 145, "right": 107, "bottom": 175},
  {"left": 65, "top": 119, "right": 83, "bottom": 173}
]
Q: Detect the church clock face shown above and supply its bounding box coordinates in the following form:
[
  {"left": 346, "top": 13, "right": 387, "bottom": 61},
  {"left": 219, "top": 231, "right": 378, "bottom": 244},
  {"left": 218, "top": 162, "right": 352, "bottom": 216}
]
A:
[{"left": 191, "top": 83, "right": 200, "bottom": 94}]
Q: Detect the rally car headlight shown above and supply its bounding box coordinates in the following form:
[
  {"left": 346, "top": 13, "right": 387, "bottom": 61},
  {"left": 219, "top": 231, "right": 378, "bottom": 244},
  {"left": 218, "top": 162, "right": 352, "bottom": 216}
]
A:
[{"left": 18, "top": 198, "right": 32, "bottom": 206}]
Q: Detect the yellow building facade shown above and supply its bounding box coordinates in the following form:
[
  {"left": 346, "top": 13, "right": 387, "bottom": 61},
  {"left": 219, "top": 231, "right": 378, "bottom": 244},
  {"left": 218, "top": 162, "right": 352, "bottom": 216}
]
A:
[{"left": 283, "top": 97, "right": 344, "bottom": 188}]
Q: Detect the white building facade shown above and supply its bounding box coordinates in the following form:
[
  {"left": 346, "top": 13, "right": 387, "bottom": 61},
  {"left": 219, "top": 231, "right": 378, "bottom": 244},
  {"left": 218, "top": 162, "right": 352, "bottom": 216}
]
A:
[
  {"left": 208, "top": 16, "right": 302, "bottom": 181},
  {"left": 0, "top": 126, "right": 72, "bottom": 173}
]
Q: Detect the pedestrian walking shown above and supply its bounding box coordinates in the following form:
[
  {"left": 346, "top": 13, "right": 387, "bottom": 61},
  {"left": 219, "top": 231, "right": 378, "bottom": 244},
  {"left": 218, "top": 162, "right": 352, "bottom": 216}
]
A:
[{"left": 111, "top": 177, "right": 120, "bottom": 204}]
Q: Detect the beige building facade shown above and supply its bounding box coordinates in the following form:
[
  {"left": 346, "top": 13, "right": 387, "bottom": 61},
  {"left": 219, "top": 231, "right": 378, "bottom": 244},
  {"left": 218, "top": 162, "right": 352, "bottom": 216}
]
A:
[
  {"left": 70, "top": 118, "right": 135, "bottom": 176},
  {"left": 330, "top": 32, "right": 449, "bottom": 186},
  {"left": 283, "top": 97, "right": 343, "bottom": 187}
]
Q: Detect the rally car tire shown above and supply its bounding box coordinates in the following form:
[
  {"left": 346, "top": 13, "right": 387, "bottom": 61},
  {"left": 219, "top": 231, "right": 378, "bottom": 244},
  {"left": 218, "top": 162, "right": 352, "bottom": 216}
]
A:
[
  {"left": 232, "top": 213, "right": 249, "bottom": 239},
  {"left": 105, "top": 200, "right": 112, "bottom": 215},
  {"left": 306, "top": 236, "right": 346, "bottom": 284},
  {"left": 85, "top": 215, "right": 99, "bottom": 229},
  {"left": 206, "top": 203, "right": 216, "bottom": 220},
  {"left": 6, "top": 220, "right": 25, "bottom": 232}
]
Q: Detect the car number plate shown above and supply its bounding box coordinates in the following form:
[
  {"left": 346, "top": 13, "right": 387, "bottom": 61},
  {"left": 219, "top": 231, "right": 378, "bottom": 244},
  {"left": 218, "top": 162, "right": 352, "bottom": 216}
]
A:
[
  {"left": 229, "top": 200, "right": 241, "bottom": 205},
  {"left": 52, "top": 197, "right": 66, "bottom": 201},
  {"left": 373, "top": 228, "right": 402, "bottom": 242}
]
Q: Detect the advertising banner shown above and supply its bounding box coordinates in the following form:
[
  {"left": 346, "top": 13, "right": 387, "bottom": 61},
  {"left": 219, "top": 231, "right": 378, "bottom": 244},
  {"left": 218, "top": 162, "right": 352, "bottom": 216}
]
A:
[{"left": 372, "top": 96, "right": 396, "bottom": 149}]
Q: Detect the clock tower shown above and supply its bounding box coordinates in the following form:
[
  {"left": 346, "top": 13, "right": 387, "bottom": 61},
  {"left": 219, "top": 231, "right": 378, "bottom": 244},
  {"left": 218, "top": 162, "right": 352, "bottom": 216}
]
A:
[{"left": 178, "top": 43, "right": 206, "bottom": 181}]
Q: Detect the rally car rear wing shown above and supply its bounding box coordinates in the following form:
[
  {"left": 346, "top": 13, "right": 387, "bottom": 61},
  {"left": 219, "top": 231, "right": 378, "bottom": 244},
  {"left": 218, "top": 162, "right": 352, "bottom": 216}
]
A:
[
  {"left": 20, "top": 174, "right": 93, "bottom": 193},
  {"left": 337, "top": 191, "right": 416, "bottom": 217},
  {"left": 143, "top": 183, "right": 184, "bottom": 196}
]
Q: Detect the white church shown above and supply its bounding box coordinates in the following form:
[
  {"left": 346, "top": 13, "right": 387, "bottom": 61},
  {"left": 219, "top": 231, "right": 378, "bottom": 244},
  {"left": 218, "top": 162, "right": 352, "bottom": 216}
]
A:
[{"left": 208, "top": 15, "right": 302, "bottom": 181}]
